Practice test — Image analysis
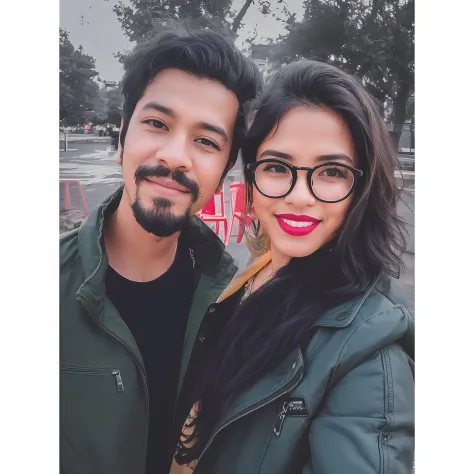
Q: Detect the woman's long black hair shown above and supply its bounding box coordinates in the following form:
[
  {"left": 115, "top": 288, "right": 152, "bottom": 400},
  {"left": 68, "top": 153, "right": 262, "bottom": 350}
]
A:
[{"left": 176, "top": 60, "right": 408, "bottom": 464}]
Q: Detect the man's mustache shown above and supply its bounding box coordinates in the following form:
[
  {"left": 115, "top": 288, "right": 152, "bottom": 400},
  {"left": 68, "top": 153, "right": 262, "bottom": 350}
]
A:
[{"left": 135, "top": 165, "right": 200, "bottom": 203}]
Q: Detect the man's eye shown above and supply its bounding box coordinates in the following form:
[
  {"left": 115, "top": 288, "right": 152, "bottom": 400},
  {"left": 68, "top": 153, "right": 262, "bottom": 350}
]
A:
[
  {"left": 195, "top": 138, "right": 220, "bottom": 150},
  {"left": 144, "top": 119, "right": 168, "bottom": 130}
]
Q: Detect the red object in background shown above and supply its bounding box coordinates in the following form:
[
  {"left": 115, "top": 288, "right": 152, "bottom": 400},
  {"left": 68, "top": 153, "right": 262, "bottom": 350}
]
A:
[
  {"left": 60, "top": 179, "right": 88, "bottom": 217},
  {"left": 196, "top": 189, "right": 228, "bottom": 242},
  {"left": 226, "top": 183, "right": 252, "bottom": 246}
]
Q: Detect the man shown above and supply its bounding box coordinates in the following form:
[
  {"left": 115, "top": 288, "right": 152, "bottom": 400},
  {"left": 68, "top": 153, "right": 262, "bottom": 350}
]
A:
[{"left": 60, "top": 24, "right": 261, "bottom": 474}]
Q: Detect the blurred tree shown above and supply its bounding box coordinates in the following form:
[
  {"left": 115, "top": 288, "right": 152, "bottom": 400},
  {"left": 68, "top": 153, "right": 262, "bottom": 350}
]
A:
[
  {"left": 90, "top": 86, "right": 108, "bottom": 124},
  {"left": 112, "top": 0, "right": 284, "bottom": 46},
  {"left": 60, "top": 29, "right": 101, "bottom": 126},
  {"left": 91, "top": 85, "right": 123, "bottom": 125},
  {"left": 105, "top": 87, "right": 123, "bottom": 126},
  {"left": 113, "top": 0, "right": 231, "bottom": 41},
  {"left": 273, "top": 0, "right": 414, "bottom": 149}
]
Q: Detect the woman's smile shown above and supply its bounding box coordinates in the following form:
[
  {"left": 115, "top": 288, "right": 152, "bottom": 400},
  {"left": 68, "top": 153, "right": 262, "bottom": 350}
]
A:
[{"left": 274, "top": 213, "right": 321, "bottom": 237}]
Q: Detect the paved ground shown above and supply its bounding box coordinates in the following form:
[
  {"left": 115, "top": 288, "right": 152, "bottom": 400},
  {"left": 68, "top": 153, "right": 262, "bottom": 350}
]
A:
[{"left": 60, "top": 143, "right": 414, "bottom": 313}]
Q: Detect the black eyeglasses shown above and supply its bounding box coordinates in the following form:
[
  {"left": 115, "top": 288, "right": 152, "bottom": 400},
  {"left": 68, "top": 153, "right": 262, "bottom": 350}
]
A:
[{"left": 246, "top": 159, "right": 363, "bottom": 203}]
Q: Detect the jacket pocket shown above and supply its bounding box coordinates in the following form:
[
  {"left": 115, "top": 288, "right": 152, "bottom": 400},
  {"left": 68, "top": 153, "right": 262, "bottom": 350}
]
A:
[
  {"left": 60, "top": 364, "right": 141, "bottom": 474},
  {"left": 60, "top": 365, "right": 124, "bottom": 391}
]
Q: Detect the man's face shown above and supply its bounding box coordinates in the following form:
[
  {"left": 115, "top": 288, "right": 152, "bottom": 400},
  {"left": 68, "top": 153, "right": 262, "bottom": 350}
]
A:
[{"left": 118, "top": 68, "right": 239, "bottom": 237}]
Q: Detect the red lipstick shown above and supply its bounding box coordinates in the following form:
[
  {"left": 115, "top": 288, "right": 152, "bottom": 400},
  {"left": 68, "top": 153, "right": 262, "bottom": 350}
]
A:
[{"left": 274, "top": 214, "right": 321, "bottom": 237}]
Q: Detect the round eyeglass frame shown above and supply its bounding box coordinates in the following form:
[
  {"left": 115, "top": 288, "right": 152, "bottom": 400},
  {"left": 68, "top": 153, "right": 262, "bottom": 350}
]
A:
[{"left": 245, "top": 158, "right": 364, "bottom": 204}]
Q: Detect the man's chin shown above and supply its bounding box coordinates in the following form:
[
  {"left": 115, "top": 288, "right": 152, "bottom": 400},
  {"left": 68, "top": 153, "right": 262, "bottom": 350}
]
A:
[{"left": 131, "top": 200, "right": 191, "bottom": 238}]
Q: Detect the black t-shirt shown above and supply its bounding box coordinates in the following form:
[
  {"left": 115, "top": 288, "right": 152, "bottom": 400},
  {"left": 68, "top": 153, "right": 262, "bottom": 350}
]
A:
[{"left": 105, "top": 243, "right": 195, "bottom": 474}]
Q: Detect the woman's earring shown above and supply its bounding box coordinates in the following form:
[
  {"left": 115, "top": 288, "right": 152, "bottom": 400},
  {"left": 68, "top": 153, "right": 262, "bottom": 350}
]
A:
[{"left": 246, "top": 224, "right": 270, "bottom": 257}]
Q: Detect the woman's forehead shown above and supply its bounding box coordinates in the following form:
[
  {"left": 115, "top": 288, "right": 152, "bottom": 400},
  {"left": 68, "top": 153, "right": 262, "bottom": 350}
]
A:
[{"left": 258, "top": 105, "right": 356, "bottom": 166}]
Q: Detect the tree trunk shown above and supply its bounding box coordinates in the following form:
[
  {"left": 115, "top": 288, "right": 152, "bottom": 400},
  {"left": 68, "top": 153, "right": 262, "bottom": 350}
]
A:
[
  {"left": 232, "top": 0, "right": 254, "bottom": 33},
  {"left": 391, "top": 83, "right": 411, "bottom": 151}
]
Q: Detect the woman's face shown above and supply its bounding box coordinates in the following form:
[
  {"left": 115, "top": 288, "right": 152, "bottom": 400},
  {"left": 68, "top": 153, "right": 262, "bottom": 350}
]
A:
[{"left": 252, "top": 105, "right": 357, "bottom": 260}]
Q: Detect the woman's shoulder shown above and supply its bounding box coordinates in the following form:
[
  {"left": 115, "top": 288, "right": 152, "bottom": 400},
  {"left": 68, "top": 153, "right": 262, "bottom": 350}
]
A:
[
  {"left": 349, "top": 274, "right": 413, "bottom": 345},
  {"left": 356, "top": 273, "right": 413, "bottom": 322},
  {"left": 316, "top": 274, "right": 413, "bottom": 329},
  {"left": 306, "top": 274, "right": 414, "bottom": 375}
]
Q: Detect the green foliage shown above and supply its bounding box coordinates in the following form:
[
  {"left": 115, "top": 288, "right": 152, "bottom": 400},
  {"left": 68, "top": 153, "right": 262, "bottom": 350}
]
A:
[
  {"left": 113, "top": 0, "right": 236, "bottom": 44},
  {"left": 273, "top": 0, "right": 414, "bottom": 146},
  {"left": 60, "top": 29, "right": 101, "bottom": 126},
  {"left": 104, "top": 87, "right": 123, "bottom": 126},
  {"left": 91, "top": 85, "right": 123, "bottom": 125},
  {"left": 111, "top": 0, "right": 290, "bottom": 51}
]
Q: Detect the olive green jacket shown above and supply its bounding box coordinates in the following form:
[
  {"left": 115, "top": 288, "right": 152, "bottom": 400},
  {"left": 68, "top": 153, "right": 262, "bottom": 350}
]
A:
[
  {"left": 60, "top": 188, "right": 237, "bottom": 474},
  {"left": 174, "top": 265, "right": 415, "bottom": 474}
]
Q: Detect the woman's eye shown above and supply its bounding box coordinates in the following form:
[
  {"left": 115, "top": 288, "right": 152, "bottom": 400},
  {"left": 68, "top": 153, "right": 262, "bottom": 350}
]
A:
[
  {"left": 320, "top": 167, "right": 346, "bottom": 178},
  {"left": 195, "top": 138, "right": 220, "bottom": 150},
  {"left": 144, "top": 119, "right": 168, "bottom": 130},
  {"left": 264, "top": 164, "right": 288, "bottom": 173}
]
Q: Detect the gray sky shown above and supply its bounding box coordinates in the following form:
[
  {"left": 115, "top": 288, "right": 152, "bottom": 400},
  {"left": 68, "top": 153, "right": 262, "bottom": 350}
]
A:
[{"left": 60, "top": 0, "right": 304, "bottom": 82}]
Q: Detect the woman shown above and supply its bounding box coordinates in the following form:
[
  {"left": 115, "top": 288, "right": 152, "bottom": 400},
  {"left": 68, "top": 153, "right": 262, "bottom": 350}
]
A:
[{"left": 172, "top": 60, "right": 414, "bottom": 474}]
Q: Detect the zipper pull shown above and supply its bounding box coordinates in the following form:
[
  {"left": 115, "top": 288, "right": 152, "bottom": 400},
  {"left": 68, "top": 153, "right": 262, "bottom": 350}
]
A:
[
  {"left": 111, "top": 369, "right": 124, "bottom": 392},
  {"left": 273, "top": 401, "right": 289, "bottom": 438}
]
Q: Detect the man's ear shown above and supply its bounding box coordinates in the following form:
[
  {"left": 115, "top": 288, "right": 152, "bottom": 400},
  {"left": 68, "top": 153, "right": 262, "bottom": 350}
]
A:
[
  {"left": 216, "top": 160, "right": 236, "bottom": 192},
  {"left": 115, "top": 119, "right": 124, "bottom": 165}
]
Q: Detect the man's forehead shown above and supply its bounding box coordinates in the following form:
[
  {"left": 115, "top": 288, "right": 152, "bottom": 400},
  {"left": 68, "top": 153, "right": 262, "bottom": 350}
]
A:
[{"left": 136, "top": 69, "right": 239, "bottom": 127}]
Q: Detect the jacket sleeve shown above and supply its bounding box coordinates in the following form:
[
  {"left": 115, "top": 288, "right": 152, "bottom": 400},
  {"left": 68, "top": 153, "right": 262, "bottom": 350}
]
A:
[{"left": 303, "top": 344, "right": 414, "bottom": 474}]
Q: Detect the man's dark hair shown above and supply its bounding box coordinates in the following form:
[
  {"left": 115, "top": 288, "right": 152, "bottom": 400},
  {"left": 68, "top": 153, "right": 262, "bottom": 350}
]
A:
[{"left": 119, "top": 22, "right": 262, "bottom": 164}]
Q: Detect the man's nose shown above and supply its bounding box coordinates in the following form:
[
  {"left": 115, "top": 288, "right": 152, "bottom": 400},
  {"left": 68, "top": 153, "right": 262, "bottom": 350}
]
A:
[{"left": 155, "top": 133, "right": 192, "bottom": 171}]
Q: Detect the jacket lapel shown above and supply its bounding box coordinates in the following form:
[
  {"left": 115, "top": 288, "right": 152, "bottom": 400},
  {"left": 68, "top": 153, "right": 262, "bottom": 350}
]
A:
[
  {"left": 217, "top": 345, "right": 304, "bottom": 429},
  {"left": 75, "top": 188, "right": 145, "bottom": 365}
]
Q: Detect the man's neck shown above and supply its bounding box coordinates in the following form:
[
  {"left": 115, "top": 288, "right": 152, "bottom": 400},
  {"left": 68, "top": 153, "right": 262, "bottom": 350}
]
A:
[{"left": 104, "top": 194, "right": 181, "bottom": 282}]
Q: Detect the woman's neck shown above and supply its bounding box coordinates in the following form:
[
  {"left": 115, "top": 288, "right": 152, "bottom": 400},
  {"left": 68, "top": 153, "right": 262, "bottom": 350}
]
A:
[
  {"left": 269, "top": 245, "right": 291, "bottom": 275},
  {"left": 251, "top": 246, "right": 290, "bottom": 294}
]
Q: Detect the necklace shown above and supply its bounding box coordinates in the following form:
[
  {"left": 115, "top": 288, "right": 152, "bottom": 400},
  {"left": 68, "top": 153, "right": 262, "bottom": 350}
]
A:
[{"left": 242, "top": 265, "right": 274, "bottom": 301}]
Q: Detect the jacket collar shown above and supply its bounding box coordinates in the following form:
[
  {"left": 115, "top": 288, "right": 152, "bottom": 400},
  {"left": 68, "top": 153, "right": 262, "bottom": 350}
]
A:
[
  {"left": 76, "top": 186, "right": 233, "bottom": 308},
  {"left": 315, "top": 276, "right": 380, "bottom": 328}
]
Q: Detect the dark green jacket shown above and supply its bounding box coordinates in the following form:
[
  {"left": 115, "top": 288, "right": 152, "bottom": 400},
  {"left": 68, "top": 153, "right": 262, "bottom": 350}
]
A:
[
  {"left": 60, "top": 188, "right": 237, "bottom": 474},
  {"left": 182, "top": 275, "right": 414, "bottom": 474}
]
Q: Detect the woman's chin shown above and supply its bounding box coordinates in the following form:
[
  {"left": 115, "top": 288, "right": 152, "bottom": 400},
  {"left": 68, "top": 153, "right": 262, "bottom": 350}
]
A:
[{"left": 271, "top": 241, "right": 323, "bottom": 260}]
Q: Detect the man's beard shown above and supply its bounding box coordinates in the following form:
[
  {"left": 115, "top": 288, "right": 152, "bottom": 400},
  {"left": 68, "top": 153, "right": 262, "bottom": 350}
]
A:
[
  {"left": 131, "top": 196, "right": 192, "bottom": 237},
  {"left": 131, "top": 164, "right": 200, "bottom": 238}
]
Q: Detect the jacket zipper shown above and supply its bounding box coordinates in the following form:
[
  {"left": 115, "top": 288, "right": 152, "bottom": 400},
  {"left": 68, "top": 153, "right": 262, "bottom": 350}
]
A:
[
  {"left": 379, "top": 431, "right": 389, "bottom": 474},
  {"left": 272, "top": 399, "right": 289, "bottom": 437},
  {"left": 193, "top": 367, "right": 304, "bottom": 471},
  {"left": 77, "top": 295, "right": 149, "bottom": 463},
  {"left": 111, "top": 369, "right": 125, "bottom": 392},
  {"left": 60, "top": 366, "right": 124, "bottom": 392}
]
